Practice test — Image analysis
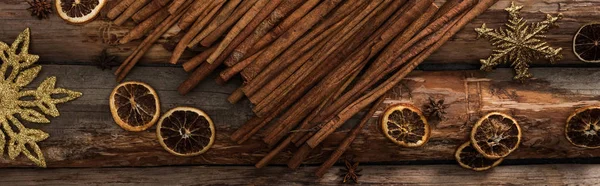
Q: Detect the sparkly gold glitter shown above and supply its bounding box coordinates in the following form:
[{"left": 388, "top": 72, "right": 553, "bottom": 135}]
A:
[
  {"left": 0, "top": 28, "right": 82, "bottom": 167},
  {"left": 476, "top": 2, "right": 563, "bottom": 80}
]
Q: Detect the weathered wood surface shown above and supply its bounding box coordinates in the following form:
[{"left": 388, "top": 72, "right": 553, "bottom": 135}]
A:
[
  {"left": 1, "top": 164, "right": 599, "bottom": 185},
  {"left": 1, "top": 0, "right": 599, "bottom": 65},
  {"left": 2, "top": 65, "right": 600, "bottom": 167}
]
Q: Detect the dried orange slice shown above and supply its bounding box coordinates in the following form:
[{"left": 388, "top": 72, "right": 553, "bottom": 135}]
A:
[
  {"left": 470, "top": 112, "right": 521, "bottom": 159},
  {"left": 55, "top": 0, "right": 107, "bottom": 24},
  {"left": 455, "top": 142, "right": 503, "bottom": 171},
  {"left": 109, "top": 81, "right": 160, "bottom": 132},
  {"left": 381, "top": 104, "right": 430, "bottom": 147},
  {"left": 573, "top": 23, "right": 600, "bottom": 63},
  {"left": 157, "top": 107, "right": 215, "bottom": 156},
  {"left": 565, "top": 106, "right": 600, "bottom": 148}
]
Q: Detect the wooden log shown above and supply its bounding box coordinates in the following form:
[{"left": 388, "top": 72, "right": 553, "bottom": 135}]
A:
[
  {"left": 2, "top": 65, "right": 600, "bottom": 167},
  {"left": 1, "top": 164, "right": 599, "bottom": 185},
  {"left": 0, "top": 0, "right": 593, "bottom": 65}
]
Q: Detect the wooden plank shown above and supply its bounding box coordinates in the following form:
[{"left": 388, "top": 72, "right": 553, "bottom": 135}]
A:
[
  {"left": 1, "top": 65, "right": 600, "bottom": 167},
  {"left": 0, "top": 164, "right": 599, "bottom": 185},
  {"left": 0, "top": 0, "right": 597, "bottom": 65}
]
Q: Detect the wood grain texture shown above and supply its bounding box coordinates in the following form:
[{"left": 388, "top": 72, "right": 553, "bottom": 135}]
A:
[
  {"left": 0, "top": 164, "right": 598, "bottom": 185},
  {"left": 1, "top": 0, "right": 598, "bottom": 65},
  {"left": 1, "top": 65, "right": 599, "bottom": 167}
]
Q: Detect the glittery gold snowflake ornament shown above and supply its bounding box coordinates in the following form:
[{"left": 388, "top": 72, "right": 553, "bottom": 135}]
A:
[
  {"left": 0, "top": 28, "right": 82, "bottom": 167},
  {"left": 476, "top": 2, "right": 563, "bottom": 80}
]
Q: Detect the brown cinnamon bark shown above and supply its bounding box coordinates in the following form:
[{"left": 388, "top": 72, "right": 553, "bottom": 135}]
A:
[
  {"left": 107, "top": 0, "right": 136, "bottom": 20},
  {"left": 314, "top": 97, "right": 384, "bottom": 177},
  {"left": 313, "top": 0, "right": 478, "bottom": 127},
  {"left": 228, "top": 32, "right": 334, "bottom": 144},
  {"left": 220, "top": 50, "right": 263, "bottom": 83},
  {"left": 245, "top": 0, "right": 320, "bottom": 60},
  {"left": 168, "top": 0, "right": 187, "bottom": 15},
  {"left": 241, "top": 0, "right": 366, "bottom": 101},
  {"left": 260, "top": 0, "right": 421, "bottom": 146},
  {"left": 238, "top": 0, "right": 344, "bottom": 81},
  {"left": 190, "top": 0, "right": 243, "bottom": 48},
  {"left": 177, "top": 0, "right": 211, "bottom": 30},
  {"left": 306, "top": 0, "right": 499, "bottom": 148},
  {"left": 120, "top": 8, "right": 170, "bottom": 44},
  {"left": 199, "top": 0, "right": 259, "bottom": 47},
  {"left": 221, "top": 0, "right": 309, "bottom": 68},
  {"left": 131, "top": 0, "right": 171, "bottom": 23},
  {"left": 114, "top": 0, "right": 151, "bottom": 26},
  {"left": 182, "top": 46, "right": 217, "bottom": 72},
  {"left": 115, "top": 1, "right": 193, "bottom": 82},
  {"left": 203, "top": 0, "right": 281, "bottom": 63},
  {"left": 169, "top": 1, "right": 225, "bottom": 64}
]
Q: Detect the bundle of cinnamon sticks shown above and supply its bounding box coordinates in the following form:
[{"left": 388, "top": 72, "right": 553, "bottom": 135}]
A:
[{"left": 109, "top": 0, "right": 498, "bottom": 177}]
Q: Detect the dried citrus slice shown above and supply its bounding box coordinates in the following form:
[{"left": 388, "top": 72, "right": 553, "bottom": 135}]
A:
[
  {"left": 381, "top": 104, "right": 430, "bottom": 147},
  {"left": 157, "top": 107, "right": 215, "bottom": 156},
  {"left": 565, "top": 106, "right": 600, "bottom": 148},
  {"left": 55, "top": 0, "right": 107, "bottom": 24},
  {"left": 455, "top": 142, "right": 503, "bottom": 171},
  {"left": 470, "top": 112, "right": 521, "bottom": 159},
  {"left": 109, "top": 81, "right": 160, "bottom": 132},
  {"left": 574, "top": 23, "right": 600, "bottom": 63}
]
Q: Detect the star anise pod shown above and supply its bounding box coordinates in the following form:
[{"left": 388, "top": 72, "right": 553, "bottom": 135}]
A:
[
  {"left": 423, "top": 97, "right": 449, "bottom": 121},
  {"left": 340, "top": 159, "right": 362, "bottom": 184},
  {"left": 27, "top": 0, "right": 53, "bottom": 20},
  {"left": 94, "top": 49, "right": 119, "bottom": 70}
]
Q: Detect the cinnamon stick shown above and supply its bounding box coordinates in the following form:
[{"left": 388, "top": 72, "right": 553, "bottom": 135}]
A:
[
  {"left": 192, "top": 0, "right": 243, "bottom": 48},
  {"left": 168, "top": 0, "right": 187, "bottom": 15},
  {"left": 107, "top": 0, "right": 136, "bottom": 20},
  {"left": 199, "top": 0, "right": 259, "bottom": 47},
  {"left": 245, "top": 0, "right": 320, "bottom": 59},
  {"left": 203, "top": 0, "right": 281, "bottom": 63},
  {"left": 306, "top": 0, "right": 499, "bottom": 148},
  {"left": 237, "top": 0, "right": 344, "bottom": 79},
  {"left": 287, "top": 144, "right": 314, "bottom": 169},
  {"left": 131, "top": 0, "right": 171, "bottom": 23},
  {"left": 221, "top": 0, "right": 309, "bottom": 68},
  {"left": 114, "top": 0, "right": 151, "bottom": 26},
  {"left": 169, "top": 0, "right": 225, "bottom": 64},
  {"left": 314, "top": 97, "right": 384, "bottom": 177},
  {"left": 120, "top": 9, "right": 170, "bottom": 44},
  {"left": 177, "top": 0, "right": 280, "bottom": 95},
  {"left": 182, "top": 46, "right": 217, "bottom": 72},
  {"left": 260, "top": 0, "right": 410, "bottom": 146},
  {"left": 241, "top": 0, "right": 366, "bottom": 99},
  {"left": 115, "top": 1, "right": 193, "bottom": 82},
  {"left": 314, "top": 0, "right": 478, "bottom": 127},
  {"left": 228, "top": 32, "right": 335, "bottom": 144},
  {"left": 220, "top": 50, "right": 262, "bottom": 83},
  {"left": 178, "top": 0, "right": 211, "bottom": 30}
]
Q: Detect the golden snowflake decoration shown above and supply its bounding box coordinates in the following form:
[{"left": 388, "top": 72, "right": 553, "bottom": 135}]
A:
[
  {"left": 476, "top": 2, "right": 563, "bottom": 80},
  {"left": 0, "top": 28, "right": 82, "bottom": 167}
]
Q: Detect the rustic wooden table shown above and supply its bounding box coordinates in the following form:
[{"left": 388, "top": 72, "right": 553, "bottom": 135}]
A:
[{"left": 2, "top": 0, "right": 600, "bottom": 185}]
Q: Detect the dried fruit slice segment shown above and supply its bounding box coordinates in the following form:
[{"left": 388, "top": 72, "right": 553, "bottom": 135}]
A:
[
  {"left": 109, "top": 81, "right": 160, "bottom": 132},
  {"left": 565, "top": 106, "right": 600, "bottom": 148},
  {"left": 574, "top": 23, "right": 600, "bottom": 63},
  {"left": 157, "top": 107, "right": 215, "bottom": 156},
  {"left": 455, "top": 142, "right": 503, "bottom": 171},
  {"left": 55, "top": 0, "right": 107, "bottom": 24},
  {"left": 381, "top": 104, "right": 430, "bottom": 147},
  {"left": 470, "top": 112, "right": 521, "bottom": 159}
]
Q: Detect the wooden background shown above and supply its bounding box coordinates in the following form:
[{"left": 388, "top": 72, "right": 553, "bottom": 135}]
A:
[{"left": 2, "top": 0, "right": 600, "bottom": 185}]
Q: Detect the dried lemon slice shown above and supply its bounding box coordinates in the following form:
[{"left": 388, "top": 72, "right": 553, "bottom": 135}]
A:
[
  {"left": 55, "top": 0, "right": 107, "bottom": 24},
  {"left": 470, "top": 112, "right": 521, "bottom": 159},
  {"left": 381, "top": 104, "right": 430, "bottom": 147},
  {"left": 573, "top": 23, "right": 600, "bottom": 63},
  {"left": 157, "top": 107, "right": 215, "bottom": 156},
  {"left": 565, "top": 106, "right": 600, "bottom": 148},
  {"left": 455, "top": 142, "right": 503, "bottom": 171},
  {"left": 109, "top": 81, "right": 160, "bottom": 132}
]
